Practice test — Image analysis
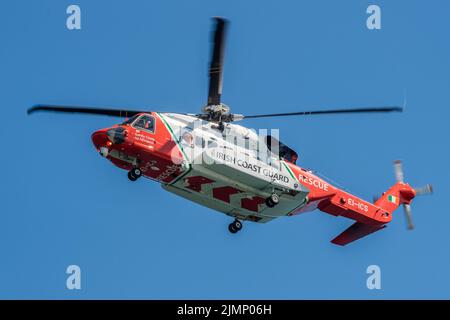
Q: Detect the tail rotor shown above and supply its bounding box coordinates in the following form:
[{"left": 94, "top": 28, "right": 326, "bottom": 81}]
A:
[{"left": 393, "top": 160, "right": 433, "bottom": 230}]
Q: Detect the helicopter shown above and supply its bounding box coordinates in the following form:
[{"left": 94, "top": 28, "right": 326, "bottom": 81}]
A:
[{"left": 28, "top": 17, "right": 432, "bottom": 245}]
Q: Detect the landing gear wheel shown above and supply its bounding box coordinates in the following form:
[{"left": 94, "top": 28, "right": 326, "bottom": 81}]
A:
[
  {"left": 270, "top": 193, "right": 279, "bottom": 205},
  {"left": 265, "top": 193, "right": 279, "bottom": 208},
  {"left": 228, "top": 219, "right": 242, "bottom": 234},
  {"left": 228, "top": 224, "right": 237, "bottom": 233},
  {"left": 128, "top": 168, "right": 142, "bottom": 181},
  {"left": 131, "top": 168, "right": 142, "bottom": 177},
  {"left": 233, "top": 220, "right": 242, "bottom": 231},
  {"left": 128, "top": 171, "right": 137, "bottom": 181}
]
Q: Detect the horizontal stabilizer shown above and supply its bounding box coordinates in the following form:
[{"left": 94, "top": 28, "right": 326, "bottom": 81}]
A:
[{"left": 331, "top": 222, "right": 386, "bottom": 246}]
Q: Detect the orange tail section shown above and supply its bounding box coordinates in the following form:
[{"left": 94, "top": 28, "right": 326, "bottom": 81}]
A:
[
  {"left": 331, "top": 182, "right": 416, "bottom": 246},
  {"left": 374, "top": 182, "right": 416, "bottom": 213}
]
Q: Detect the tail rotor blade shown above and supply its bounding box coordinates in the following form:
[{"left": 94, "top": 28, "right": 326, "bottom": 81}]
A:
[
  {"left": 393, "top": 160, "right": 404, "bottom": 182},
  {"left": 414, "top": 184, "right": 433, "bottom": 195},
  {"left": 403, "top": 204, "right": 414, "bottom": 230}
]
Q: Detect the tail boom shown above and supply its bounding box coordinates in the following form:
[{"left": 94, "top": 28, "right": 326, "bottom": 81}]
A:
[{"left": 327, "top": 182, "right": 416, "bottom": 246}]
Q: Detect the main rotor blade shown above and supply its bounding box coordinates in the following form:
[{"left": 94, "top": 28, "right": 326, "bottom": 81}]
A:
[
  {"left": 28, "top": 105, "right": 146, "bottom": 118},
  {"left": 207, "top": 17, "right": 228, "bottom": 106},
  {"left": 243, "top": 106, "right": 403, "bottom": 119}
]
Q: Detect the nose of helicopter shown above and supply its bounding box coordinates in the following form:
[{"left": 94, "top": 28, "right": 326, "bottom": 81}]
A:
[
  {"left": 91, "top": 128, "right": 111, "bottom": 152},
  {"left": 92, "top": 126, "right": 128, "bottom": 147}
]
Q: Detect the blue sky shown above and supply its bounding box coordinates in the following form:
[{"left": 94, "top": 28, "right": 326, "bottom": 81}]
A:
[{"left": 1, "top": 0, "right": 449, "bottom": 299}]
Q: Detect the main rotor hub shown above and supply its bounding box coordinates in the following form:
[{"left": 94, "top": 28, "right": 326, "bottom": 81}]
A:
[
  {"left": 200, "top": 103, "right": 232, "bottom": 122},
  {"left": 202, "top": 103, "right": 230, "bottom": 115}
]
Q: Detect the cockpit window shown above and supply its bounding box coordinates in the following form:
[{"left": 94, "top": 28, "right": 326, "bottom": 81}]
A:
[
  {"left": 132, "top": 115, "right": 155, "bottom": 133},
  {"left": 122, "top": 114, "right": 139, "bottom": 125}
]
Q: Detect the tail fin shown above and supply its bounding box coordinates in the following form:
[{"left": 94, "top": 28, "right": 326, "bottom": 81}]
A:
[{"left": 374, "top": 182, "right": 416, "bottom": 214}]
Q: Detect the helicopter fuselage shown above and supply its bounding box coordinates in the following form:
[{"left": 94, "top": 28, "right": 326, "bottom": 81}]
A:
[{"left": 91, "top": 112, "right": 404, "bottom": 237}]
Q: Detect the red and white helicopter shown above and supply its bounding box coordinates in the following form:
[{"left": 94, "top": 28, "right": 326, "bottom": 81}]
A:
[{"left": 28, "top": 18, "right": 432, "bottom": 245}]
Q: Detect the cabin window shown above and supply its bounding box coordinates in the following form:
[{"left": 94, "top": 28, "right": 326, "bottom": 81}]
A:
[
  {"left": 195, "top": 135, "right": 205, "bottom": 148},
  {"left": 181, "top": 130, "right": 194, "bottom": 147},
  {"left": 132, "top": 115, "right": 155, "bottom": 133},
  {"left": 207, "top": 139, "right": 218, "bottom": 148}
]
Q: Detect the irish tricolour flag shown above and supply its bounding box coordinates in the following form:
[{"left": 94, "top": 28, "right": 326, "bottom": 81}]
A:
[{"left": 388, "top": 194, "right": 398, "bottom": 204}]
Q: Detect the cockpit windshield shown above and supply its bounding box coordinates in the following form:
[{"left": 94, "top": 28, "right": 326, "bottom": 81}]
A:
[
  {"left": 122, "top": 114, "right": 140, "bottom": 125},
  {"left": 132, "top": 114, "right": 155, "bottom": 132}
]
